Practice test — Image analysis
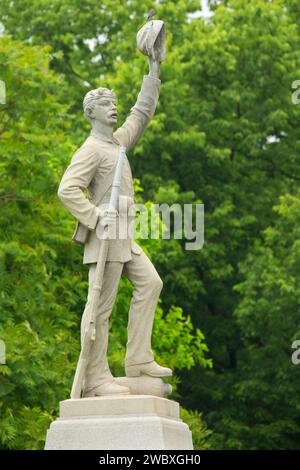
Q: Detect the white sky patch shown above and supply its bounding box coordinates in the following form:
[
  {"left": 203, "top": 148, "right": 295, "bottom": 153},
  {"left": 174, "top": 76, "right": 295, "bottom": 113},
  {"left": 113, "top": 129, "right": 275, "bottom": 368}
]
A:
[
  {"left": 201, "top": 0, "right": 212, "bottom": 18},
  {"left": 267, "top": 135, "right": 281, "bottom": 144},
  {"left": 188, "top": 0, "right": 214, "bottom": 21},
  {"left": 0, "top": 80, "right": 6, "bottom": 104},
  {"left": 84, "top": 34, "right": 108, "bottom": 52},
  {"left": 91, "top": 53, "right": 103, "bottom": 64}
]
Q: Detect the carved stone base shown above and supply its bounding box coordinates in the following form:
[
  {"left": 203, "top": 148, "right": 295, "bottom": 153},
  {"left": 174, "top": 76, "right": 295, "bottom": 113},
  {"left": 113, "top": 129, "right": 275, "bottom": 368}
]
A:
[{"left": 45, "top": 395, "right": 193, "bottom": 450}]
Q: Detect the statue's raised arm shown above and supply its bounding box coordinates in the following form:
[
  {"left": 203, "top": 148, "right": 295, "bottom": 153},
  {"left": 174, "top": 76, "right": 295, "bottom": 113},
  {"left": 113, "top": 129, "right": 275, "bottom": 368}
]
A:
[{"left": 114, "top": 18, "right": 166, "bottom": 151}]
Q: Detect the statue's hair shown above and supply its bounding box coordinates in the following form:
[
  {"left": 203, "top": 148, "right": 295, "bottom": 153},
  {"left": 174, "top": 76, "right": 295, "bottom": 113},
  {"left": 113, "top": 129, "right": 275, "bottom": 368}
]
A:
[{"left": 83, "top": 87, "right": 116, "bottom": 123}]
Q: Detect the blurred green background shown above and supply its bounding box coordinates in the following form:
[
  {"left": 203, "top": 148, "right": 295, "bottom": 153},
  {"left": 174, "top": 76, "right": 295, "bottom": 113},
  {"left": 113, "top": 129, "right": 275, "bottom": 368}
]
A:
[{"left": 1, "top": 0, "right": 300, "bottom": 450}]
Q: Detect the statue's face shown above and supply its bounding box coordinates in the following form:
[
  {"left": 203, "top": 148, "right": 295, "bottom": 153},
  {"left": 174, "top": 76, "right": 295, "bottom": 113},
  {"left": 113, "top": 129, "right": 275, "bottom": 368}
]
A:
[{"left": 92, "top": 93, "right": 118, "bottom": 127}]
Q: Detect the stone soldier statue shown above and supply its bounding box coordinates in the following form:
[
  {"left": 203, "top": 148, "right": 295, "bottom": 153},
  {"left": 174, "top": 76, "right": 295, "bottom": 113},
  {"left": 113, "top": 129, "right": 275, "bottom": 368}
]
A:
[{"left": 57, "top": 18, "right": 172, "bottom": 397}]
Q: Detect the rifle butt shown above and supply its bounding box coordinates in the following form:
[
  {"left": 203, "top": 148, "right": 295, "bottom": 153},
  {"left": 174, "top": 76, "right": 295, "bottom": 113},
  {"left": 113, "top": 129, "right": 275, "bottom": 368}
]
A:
[{"left": 70, "top": 357, "right": 88, "bottom": 399}]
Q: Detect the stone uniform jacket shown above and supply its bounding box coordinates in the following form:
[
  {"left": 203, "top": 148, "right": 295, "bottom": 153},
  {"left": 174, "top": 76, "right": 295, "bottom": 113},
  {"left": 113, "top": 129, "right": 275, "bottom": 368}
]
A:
[{"left": 58, "top": 75, "right": 161, "bottom": 264}]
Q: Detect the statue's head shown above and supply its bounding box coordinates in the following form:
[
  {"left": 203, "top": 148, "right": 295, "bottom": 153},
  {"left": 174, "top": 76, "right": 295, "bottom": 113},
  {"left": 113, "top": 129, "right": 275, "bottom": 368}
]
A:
[{"left": 83, "top": 87, "right": 117, "bottom": 127}]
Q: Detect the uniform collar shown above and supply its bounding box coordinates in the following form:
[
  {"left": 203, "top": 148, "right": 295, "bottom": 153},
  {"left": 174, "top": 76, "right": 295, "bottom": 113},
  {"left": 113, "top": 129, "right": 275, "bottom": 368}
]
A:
[{"left": 89, "top": 130, "right": 120, "bottom": 145}]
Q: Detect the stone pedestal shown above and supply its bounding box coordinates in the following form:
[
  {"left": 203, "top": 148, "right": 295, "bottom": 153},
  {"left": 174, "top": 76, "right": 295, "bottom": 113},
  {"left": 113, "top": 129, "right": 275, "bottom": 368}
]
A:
[{"left": 45, "top": 395, "right": 193, "bottom": 450}]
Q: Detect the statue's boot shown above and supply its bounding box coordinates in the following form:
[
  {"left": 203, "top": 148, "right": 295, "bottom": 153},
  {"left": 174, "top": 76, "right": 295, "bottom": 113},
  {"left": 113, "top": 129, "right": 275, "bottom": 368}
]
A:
[
  {"left": 84, "top": 379, "right": 130, "bottom": 397},
  {"left": 125, "top": 360, "right": 172, "bottom": 378}
]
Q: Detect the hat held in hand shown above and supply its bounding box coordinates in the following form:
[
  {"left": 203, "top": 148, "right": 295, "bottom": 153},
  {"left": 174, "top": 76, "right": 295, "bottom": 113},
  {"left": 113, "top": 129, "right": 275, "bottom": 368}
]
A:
[{"left": 137, "top": 12, "right": 166, "bottom": 62}]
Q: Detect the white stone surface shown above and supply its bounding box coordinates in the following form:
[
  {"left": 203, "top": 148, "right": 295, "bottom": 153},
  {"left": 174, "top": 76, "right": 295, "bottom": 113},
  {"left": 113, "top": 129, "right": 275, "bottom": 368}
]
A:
[
  {"left": 114, "top": 376, "right": 172, "bottom": 397},
  {"left": 45, "top": 395, "right": 193, "bottom": 450}
]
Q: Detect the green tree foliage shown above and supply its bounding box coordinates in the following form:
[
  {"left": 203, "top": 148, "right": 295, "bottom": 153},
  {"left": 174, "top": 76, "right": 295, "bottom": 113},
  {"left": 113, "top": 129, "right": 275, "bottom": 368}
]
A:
[
  {"left": 178, "top": 0, "right": 300, "bottom": 449},
  {"left": 0, "top": 36, "right": 81, "bottom": 449},
  {"left": 1, "top": 0, "right": 300, "bottom": 450},
  {"left": 180, "top": 408, "right": 213, "bottom": 450},
  {"left": 229, "top": 192, "right": 300, "bottom": 449}
]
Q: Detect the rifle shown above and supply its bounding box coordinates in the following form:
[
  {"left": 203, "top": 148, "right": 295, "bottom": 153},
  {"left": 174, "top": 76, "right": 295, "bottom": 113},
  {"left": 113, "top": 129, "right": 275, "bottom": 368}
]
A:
[{"left": 70, "top": 146, "right": 126, "bottom": 399}]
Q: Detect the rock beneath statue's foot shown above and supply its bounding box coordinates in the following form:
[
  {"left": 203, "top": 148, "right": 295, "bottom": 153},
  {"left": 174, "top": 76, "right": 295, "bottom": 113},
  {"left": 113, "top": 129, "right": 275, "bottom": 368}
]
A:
[
  {"left": 125, "top": 360, "right": 173, "bottom": 378},
  {"left": 84, "top": 380, "right": 130, "bottom": 397},
  {"left": 115, "top": 376, "right": 173, "bottom": 397}
]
